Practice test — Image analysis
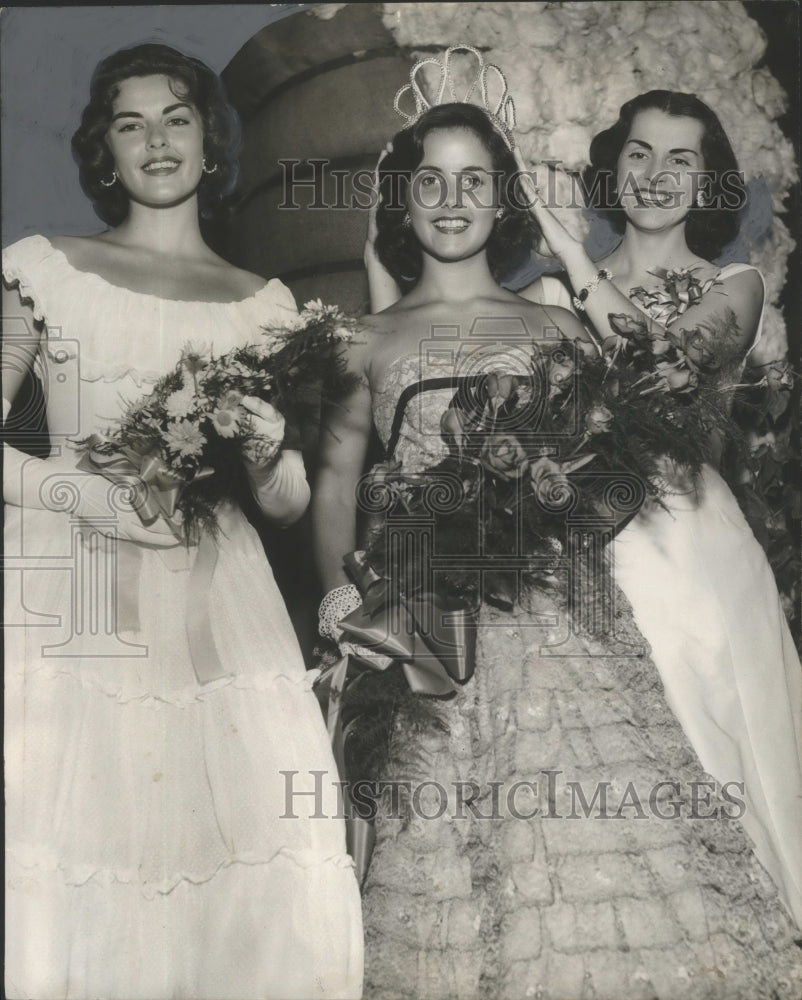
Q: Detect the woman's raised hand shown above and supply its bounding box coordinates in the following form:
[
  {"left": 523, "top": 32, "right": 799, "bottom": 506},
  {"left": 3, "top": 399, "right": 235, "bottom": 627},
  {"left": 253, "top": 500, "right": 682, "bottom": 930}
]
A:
[
  {"left": 365, "top": 142, "right": 393, "bottom": 256},
  {"left": 513, "top": 147, "right": 582, "bottom": 263},
  {"left": 365, "top": 141, "right": 403, "bottom": 313}
]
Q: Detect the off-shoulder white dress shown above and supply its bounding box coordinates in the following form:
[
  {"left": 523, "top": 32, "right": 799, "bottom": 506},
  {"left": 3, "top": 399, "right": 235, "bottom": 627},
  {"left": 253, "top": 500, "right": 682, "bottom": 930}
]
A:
[{"left": 3, "top": 235, "right": 363, "bottom": 999}]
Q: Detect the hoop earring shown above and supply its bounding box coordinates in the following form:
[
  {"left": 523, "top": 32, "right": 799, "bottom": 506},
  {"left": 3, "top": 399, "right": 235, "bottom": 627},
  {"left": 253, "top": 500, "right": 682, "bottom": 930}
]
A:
[
  {"left": 99, "top": 171, "right": 118, "bottom": 188},
  {"left": 202, "top": 157, "right": 219, "bottom": 175}
]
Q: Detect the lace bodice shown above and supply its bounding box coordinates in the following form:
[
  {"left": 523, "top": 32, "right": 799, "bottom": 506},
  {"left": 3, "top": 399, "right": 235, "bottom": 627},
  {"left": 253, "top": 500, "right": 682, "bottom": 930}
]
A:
[
  {"left": 371, "top": 342, "right": 535, "bottom": 474},
  {"left": 2, "top": 235, "right": 297, "bottom": 455}
]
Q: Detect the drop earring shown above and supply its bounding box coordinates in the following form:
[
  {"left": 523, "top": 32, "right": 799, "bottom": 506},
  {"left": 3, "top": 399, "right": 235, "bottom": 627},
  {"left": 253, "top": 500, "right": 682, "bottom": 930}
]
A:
[{"left": 495, "top": 208, "right": 504, "bottom": 220}]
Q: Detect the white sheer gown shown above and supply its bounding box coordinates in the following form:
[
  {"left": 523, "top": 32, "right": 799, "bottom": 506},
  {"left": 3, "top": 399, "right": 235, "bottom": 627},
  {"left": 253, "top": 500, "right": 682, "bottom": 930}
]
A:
[
  {"left": 533, "top": 264, "right": 802, "bottom": 928},
  {"left": 3, "top": 235, "right": 363, "bottom": 999}
]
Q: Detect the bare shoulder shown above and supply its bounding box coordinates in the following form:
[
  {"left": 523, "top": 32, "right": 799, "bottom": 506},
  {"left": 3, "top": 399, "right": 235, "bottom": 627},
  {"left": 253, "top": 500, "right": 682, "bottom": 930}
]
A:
[
  {"left": 514, "top": 297, "right": 587, "bottom": 341},
  {"left": 687, "top": 258, "right": 763, "bottom": 305},
  {"left": 352, "top": 311, "right": 397, "bottom": 371},
  {"left": 718, "top": 265, "right": 764, "bottom": 301}
]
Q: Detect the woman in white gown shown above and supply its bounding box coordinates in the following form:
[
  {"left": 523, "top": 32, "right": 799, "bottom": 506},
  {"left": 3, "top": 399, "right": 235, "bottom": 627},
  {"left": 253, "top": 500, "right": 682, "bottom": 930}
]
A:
[
  {"left": 518, "top": 89, "right": 802, "bottom": 928},
  {"left": 3, "top": 43, "right": 362, "bottom": 999}
]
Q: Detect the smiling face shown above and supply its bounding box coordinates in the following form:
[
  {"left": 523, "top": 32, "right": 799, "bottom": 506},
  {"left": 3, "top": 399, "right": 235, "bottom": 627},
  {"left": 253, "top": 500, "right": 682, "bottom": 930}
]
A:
[
  {"left": 407, "top": 127, "right": 499, "bottom": 265},
  {"left": 616, "top": 108, "right": 706, "bottom": 233},
  {"left": 105, "top": 74, "right": 205, "bottom": 212}
]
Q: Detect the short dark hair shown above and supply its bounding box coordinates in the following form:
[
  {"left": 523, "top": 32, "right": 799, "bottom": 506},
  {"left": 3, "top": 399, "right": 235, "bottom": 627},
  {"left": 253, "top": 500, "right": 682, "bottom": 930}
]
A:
[
  {"left": 581, "top": 90, "right": 744, "bottom": 260},
  {"left": 375, "top": 103, "right": 540, "bottom": 290},
  {"left": 72, "top": 43, "right": 241, "bottom": 226}
]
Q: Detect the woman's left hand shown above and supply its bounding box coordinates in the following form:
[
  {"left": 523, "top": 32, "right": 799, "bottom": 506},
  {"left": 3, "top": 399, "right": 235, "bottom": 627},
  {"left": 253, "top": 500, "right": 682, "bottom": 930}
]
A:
[
  {"left": 513, "top": 148, "right": 583, "bottom": 263},
  {"left": 241, "top": 395, "right": 284, "bottom": 467}
]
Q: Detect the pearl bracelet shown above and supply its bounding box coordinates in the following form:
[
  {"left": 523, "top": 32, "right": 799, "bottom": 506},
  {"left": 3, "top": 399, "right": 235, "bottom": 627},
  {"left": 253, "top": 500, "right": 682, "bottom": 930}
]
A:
[{"left": 572, "top": 268, "right": 613, "bottom": 312}]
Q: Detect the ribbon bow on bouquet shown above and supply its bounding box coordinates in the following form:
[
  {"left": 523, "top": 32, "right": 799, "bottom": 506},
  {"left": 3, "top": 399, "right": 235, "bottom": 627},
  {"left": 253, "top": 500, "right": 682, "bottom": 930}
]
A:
[
  {"left": 76, "top": 434, "right": 214, "bottom": 540},
  {"left": 76, "top": 436, "right": 232, "bottom": 686},
  {"left": 629, "top": 265, "right": 720, "bottom": 327},
  {"left": 314, "top": 550, "right": 478, "bottom": 883}
]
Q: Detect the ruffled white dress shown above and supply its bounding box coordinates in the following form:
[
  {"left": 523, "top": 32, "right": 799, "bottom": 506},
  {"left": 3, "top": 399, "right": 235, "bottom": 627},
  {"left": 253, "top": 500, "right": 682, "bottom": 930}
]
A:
[
  {"left": 534, "top": 265, "right": 802, "bottom": 928},
  {"left": 3, "top": 235, "right": 363, "bottom": 1000}
]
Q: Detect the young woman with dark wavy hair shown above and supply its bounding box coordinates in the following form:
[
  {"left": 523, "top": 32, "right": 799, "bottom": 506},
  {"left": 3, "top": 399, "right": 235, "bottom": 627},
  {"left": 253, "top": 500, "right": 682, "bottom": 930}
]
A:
[
  {"left": 314, "top": 101, "right": 586, "bottom": 600},
  {"left": 3, "top": 43, "right": 362, "bottom": 998},
  {"left": 521, "top": 89, "right": 802, "bottom": 929}
]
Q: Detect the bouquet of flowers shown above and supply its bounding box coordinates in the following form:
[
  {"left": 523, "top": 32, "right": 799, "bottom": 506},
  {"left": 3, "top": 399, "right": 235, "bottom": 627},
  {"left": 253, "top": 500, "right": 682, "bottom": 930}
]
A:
[
  {"left": 364, "top": 300, "right": 746, "bottom": 602},
  {"left": 77, "top": 300, "right": 360, "bottom": 539}
]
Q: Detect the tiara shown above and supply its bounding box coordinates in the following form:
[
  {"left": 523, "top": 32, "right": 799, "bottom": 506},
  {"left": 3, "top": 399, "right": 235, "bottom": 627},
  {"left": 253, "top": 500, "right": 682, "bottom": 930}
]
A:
[{"left": 394, "top": 44, "right": 517, "bottom": 150}]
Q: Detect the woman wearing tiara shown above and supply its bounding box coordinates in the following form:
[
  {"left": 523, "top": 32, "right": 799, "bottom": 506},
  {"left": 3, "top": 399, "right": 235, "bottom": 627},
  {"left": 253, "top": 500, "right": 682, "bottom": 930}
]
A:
[
  {"left": 315, "top": 50, "right": 802, "bottom": 999},
  {"left": 3, "top": 43, "right": 362, "bottom": 999},
  {"left": 515, "top": 89, "right": 802, "bottom": 930}
]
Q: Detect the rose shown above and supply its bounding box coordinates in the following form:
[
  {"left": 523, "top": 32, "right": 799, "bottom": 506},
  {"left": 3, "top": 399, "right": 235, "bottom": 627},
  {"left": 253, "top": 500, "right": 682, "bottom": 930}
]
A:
[
  {"left": 747, "top": 429, "right": 777, "bottom": 457},
  {"left": 608, "top": 312, "right": 651, "bottom": 345},
  {"left": 479, "top": 434, "right": 528, "bottom": 480},
  {"left": 649, "top": 335, "right": 674, "bottom": 357},
  {"left": 529, "top": 455, "right": 563, "bottom": 504},
  {"left": 515, "top": 383, "right": 534, "bottom": 407},
  {"left": 673, "top": 326, "right": 719, "bottom": 373},
  {"left": 529, "top": 452, "right": 596, "bottom": 506},
  {"left": 608, "top": 313, "right": 673, "bottom": 358},
  {"left": 662, "top": 365, "right": 698, "bottom": 393},
  {"left": 584, "top": 405, "right": 614, "bottom": 435},
  {"left": 655, "top": 362, "right": 699, "bottom": 393},
  {"left": 485, "top": 372, "right": 518, "bottom": 413}
]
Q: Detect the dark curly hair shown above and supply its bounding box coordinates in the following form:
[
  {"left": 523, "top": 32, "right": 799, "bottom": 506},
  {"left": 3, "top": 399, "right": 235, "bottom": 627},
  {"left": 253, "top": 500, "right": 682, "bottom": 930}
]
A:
[
  {"left": 71, "top": 43, "right": 241, "bottom": 226},
  {"left": 375, "top": 103, "right": 540, "bottom": 290},
  {"left": 581, "top": 90, "right": 745, "bottom": 260}
]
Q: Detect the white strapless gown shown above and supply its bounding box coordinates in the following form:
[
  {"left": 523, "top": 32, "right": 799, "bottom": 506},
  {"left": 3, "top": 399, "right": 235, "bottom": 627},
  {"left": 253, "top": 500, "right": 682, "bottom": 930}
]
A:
[
  {"left": 534, "top": 267, "right": 802, "bottom": 927},
  {"left": 3, "top": 236, "right": 363, "bottom": 999}
]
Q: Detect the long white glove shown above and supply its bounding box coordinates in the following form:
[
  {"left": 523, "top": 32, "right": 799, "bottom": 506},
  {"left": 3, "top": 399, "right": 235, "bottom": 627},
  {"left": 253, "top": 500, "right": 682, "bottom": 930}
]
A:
[
  {"left": 3, "top": 442, "right": 180, "bottom": 547},
  {"left": 240, "top": 395, "right": 310, "bottom": 526}
]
